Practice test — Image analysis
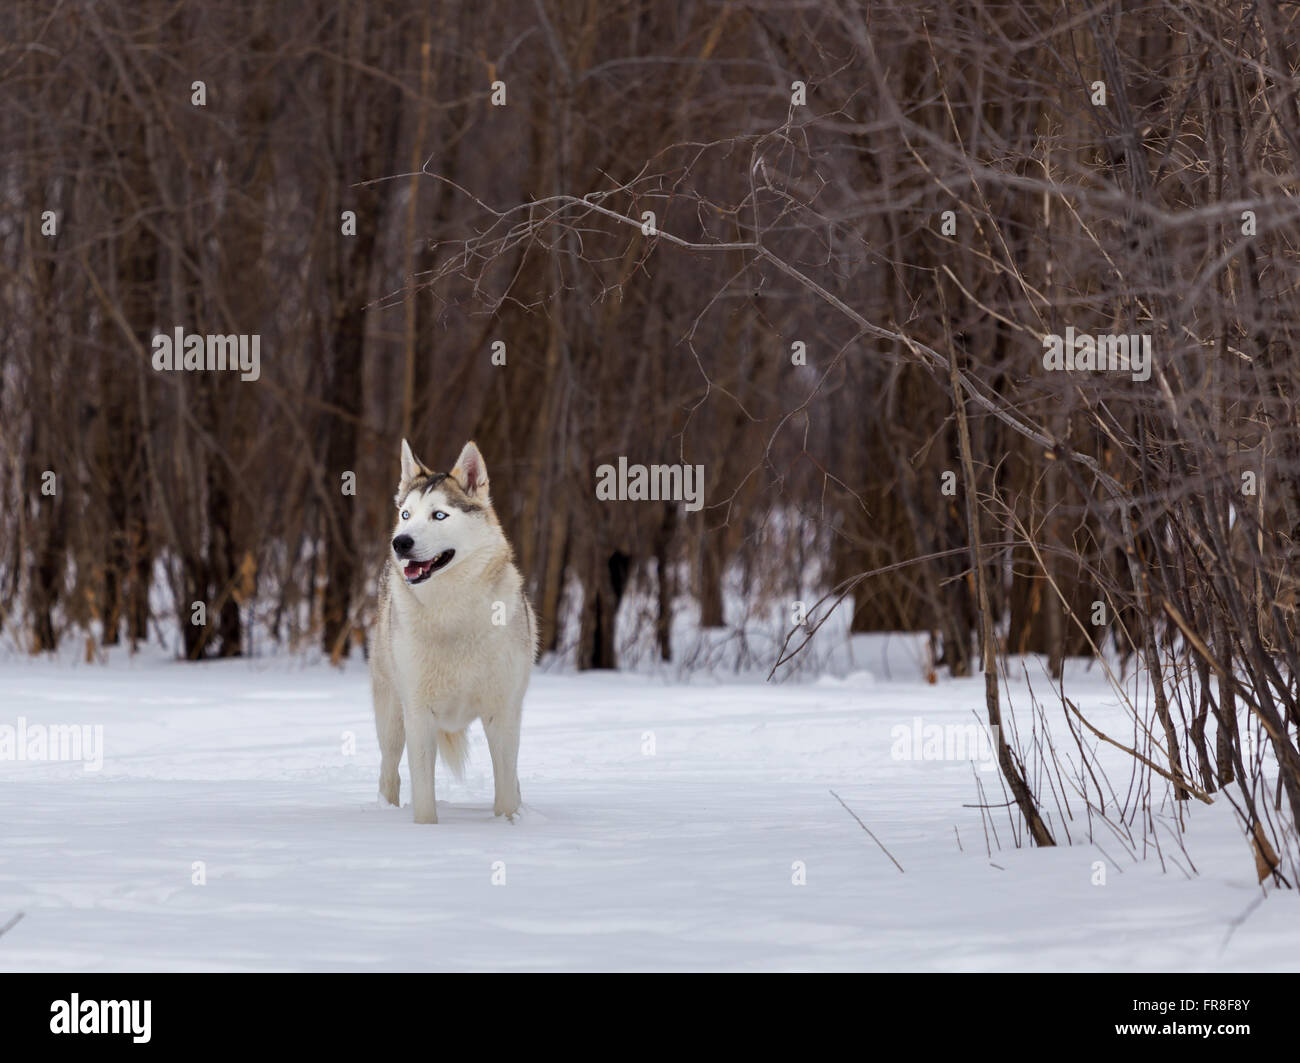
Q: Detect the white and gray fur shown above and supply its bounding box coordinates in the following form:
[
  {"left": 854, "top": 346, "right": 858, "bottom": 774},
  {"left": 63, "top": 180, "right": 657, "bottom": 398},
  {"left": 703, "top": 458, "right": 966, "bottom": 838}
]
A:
[{"left": 370, "top": 439, "right": 536, "bottom": 823}]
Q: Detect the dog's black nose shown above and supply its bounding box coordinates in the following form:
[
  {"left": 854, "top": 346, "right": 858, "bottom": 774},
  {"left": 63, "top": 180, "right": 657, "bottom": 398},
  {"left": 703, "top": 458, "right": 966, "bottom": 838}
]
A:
[{"left": 392, "top": 534, "right": 414, "bottom": 556}]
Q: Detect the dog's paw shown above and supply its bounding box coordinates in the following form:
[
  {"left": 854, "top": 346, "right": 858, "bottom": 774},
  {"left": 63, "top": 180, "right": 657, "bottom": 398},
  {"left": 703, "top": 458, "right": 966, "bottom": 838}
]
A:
[
  {"left": 494, "top": 801, "right": 527, "bottom": 823},
  {"left": 494, "top": 785, "right": 523, "bottom": 821}
]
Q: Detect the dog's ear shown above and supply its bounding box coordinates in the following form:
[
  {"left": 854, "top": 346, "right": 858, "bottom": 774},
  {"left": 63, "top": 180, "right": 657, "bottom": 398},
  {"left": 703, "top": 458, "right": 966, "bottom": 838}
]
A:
[
  {"left": 451, "top": 441, "right": 489, "bottom": 499},
  {"left": 399, "top": 439, "right": 424, "bottom": 486}
]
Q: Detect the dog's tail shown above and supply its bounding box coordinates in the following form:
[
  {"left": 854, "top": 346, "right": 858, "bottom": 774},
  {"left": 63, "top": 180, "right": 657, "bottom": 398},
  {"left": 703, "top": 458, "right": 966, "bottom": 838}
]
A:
[{"left": 436, "top": 729, "right": 470, "bottom": 780}]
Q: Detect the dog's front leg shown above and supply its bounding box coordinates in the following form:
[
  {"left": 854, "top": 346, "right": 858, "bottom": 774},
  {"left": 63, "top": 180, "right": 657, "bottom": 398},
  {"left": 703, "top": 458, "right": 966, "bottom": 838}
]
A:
[
  {"left": 374, "top": 679, "right": 405, "bottom": 808},
  {"left": 482, "top": 706, "right": 521, "bottom": 819},
  {"left": 405, "top": 710, "right": 439, "bottom": 824}
]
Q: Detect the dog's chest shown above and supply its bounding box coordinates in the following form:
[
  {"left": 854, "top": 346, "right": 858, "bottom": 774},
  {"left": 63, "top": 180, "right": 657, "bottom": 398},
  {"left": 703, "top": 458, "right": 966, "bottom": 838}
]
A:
[{"left": 388, "top": 604, "right": 518, "bottom": 723}]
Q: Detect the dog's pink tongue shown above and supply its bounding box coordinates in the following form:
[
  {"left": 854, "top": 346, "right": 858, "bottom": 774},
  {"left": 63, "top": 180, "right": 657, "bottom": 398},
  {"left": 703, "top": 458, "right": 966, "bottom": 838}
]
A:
[{"left": 404, "top": 560, "right": 421, "bottom": 578}]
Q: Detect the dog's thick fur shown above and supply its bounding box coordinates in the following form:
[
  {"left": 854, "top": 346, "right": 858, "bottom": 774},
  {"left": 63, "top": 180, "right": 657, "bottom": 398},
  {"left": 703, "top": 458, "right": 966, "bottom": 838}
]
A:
[{"left": 370, "top": 439, "right": 536, "bottom": 823}]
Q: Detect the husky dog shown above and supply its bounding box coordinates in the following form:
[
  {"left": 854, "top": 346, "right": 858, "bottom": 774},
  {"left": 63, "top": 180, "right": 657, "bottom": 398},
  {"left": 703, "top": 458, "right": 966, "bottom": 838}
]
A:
[{"left": 370, "top": 439, "right": 536, "bottom": 823}]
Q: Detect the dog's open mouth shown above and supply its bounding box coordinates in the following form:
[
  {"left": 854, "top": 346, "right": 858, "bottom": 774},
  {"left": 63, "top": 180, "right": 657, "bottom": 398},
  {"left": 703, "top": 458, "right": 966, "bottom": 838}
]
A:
[{"left": 403, "top": 550, "right": 455, "bottom": 584}]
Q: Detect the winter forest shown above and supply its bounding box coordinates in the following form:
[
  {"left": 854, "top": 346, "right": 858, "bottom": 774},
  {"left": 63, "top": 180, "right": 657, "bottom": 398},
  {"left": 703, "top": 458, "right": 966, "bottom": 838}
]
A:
[{"left": 2, "top": 0, "right": 1300, "bottom": 977}]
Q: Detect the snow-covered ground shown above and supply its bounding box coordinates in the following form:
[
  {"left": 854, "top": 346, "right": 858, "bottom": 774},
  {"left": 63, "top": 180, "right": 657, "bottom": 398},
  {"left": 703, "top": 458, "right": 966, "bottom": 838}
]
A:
[{"left": 0, "top": 640, "right": 1295, "bottom": 972}]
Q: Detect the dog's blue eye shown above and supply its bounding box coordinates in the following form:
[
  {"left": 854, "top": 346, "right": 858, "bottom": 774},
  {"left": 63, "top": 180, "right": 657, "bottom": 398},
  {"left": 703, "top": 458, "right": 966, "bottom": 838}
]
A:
[
  {"left": 400, "top": 510, "right": 410, "bottom": 521},
  {"left": 433, "top": 511, "right": 448, "bottom": 521}
]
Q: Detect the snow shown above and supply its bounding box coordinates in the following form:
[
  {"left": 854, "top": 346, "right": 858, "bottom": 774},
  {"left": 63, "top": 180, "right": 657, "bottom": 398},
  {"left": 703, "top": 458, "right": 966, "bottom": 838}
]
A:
[{"left": 0, "top": 642, "right": 1295, "bottom": 972}]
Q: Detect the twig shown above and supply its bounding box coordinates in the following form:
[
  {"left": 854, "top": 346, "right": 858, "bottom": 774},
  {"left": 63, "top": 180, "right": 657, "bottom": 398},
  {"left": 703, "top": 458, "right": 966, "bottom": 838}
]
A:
[{"left": 830, "top": 790, "right": 904, "bottom": 873}]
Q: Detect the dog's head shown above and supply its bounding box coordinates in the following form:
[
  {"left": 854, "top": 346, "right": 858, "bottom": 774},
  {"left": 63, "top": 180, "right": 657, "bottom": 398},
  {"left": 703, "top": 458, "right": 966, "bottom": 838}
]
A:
[{"left": 390, "top": 439, "right": 500, "bottom": 586}]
